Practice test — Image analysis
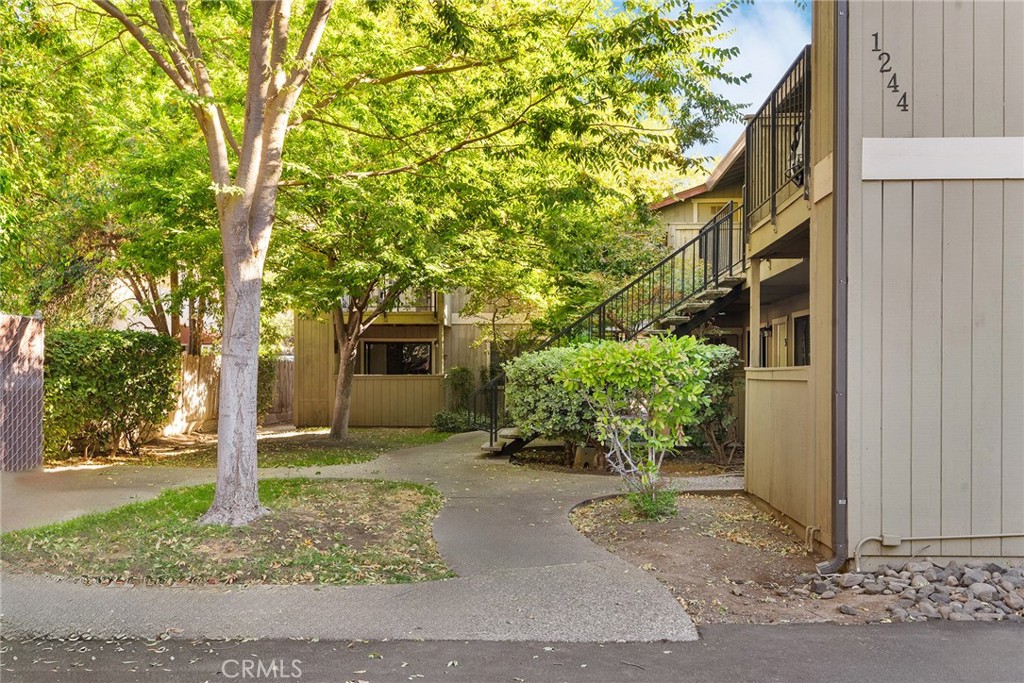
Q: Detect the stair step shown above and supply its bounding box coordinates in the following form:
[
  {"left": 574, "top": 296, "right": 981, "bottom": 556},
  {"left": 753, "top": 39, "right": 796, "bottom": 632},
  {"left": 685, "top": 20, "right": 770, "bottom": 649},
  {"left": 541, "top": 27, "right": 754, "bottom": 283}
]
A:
[
  {"left": 497, "top": 427, "right": 521, "bottom": 440},
  {"left": 717, "top": 275, "right": 745, "bottom": 287},
  {"left": 679, "top": 300, "right": 712, "bottom": 312},
  {"left": 481, "top": 443, "right": 505, "bottom": 453},
  {"left": 660, "top": 315, "right": 690, "bottom": 326},
  {"left": 697, "top": 287, "right": 734, "bottom": 301}
]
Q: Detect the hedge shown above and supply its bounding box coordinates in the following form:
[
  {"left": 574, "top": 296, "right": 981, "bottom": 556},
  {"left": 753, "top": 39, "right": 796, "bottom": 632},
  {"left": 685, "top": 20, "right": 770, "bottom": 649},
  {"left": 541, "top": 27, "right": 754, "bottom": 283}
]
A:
[
  {"left": 44, "top": 330, "right": 181, "bottom": 459},
  {"left": 503, "top": 346, "right": 595, "bottom": 446}
]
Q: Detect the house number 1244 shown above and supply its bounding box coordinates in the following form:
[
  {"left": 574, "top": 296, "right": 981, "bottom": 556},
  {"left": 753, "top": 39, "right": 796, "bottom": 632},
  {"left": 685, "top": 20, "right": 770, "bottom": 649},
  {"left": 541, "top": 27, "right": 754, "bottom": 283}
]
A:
[{"left": 871, "top": 32, "right": 909, "bottom": 112}]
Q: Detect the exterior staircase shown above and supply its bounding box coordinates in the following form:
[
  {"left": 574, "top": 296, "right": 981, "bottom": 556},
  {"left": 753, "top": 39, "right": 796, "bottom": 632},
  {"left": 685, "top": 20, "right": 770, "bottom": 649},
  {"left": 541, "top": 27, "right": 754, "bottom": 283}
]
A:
[{"left": 468, "top": 200, "right": 747, "bottom": 456}]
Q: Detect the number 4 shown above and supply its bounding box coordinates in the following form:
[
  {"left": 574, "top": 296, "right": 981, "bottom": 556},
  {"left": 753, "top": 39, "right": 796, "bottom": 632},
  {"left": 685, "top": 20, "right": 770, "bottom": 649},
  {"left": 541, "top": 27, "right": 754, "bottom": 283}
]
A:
[
  {"left": 897, "top": 93, "right": 909, "bottom": 112},
  {"left": 887, "top": 74, "right": 899, "bottom": 92}
]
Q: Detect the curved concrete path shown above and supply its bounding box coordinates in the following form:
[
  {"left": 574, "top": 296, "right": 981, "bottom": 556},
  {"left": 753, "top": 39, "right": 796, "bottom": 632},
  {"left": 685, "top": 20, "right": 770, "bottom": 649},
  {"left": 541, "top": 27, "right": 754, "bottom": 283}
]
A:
[{"left": 1, "top": 433, "right": 739, "bottom": 642}]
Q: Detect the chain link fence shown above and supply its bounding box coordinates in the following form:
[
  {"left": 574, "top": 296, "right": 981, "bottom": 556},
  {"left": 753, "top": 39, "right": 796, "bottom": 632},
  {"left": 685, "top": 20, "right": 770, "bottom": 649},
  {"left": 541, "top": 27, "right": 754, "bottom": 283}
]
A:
[{"left": 1, "top": 314, "right": 44, "bottom": 471}]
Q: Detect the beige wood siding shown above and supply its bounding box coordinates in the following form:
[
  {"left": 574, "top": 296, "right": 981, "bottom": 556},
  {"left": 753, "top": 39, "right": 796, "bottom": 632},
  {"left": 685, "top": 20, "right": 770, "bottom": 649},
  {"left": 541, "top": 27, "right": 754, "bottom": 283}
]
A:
[
  {"left": 745, "top": 367, "right": 814, "bottom": 532},
  {"left": 846, "top": 0, "right": 1024, "bottom": 563},
  {"left": 295, "top": 315, "right": 469, "bottom": 427}
]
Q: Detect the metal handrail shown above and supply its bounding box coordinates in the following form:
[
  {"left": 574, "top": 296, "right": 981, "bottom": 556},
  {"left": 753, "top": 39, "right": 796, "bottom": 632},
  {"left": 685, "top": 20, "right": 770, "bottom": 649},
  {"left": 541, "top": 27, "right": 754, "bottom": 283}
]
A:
[
  {"left": 744, "top": 45, "right": 811, "bottom": 235},
  {"left": 467, "top": 201, "right": 747, "bottom": 444}
]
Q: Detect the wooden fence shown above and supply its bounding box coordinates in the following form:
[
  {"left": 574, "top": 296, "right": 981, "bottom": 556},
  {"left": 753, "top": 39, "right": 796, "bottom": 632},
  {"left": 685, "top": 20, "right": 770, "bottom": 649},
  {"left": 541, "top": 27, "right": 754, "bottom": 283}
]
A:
[
  {"left": 162, "top": 355, "right": 295, "bottom": 435},
  {"left": 265, "top": 357, "right": 294, "bottom": 425},
  {"left": 163, "top": 354, "right": 220, "bottom": 436}
]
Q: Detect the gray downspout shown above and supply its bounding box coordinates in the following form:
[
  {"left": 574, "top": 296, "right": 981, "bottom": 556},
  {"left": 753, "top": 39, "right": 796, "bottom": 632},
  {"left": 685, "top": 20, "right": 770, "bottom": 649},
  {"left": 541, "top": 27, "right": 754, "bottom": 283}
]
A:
[{"left": 817, "top": 0, "right": 850, "bottom": 575}]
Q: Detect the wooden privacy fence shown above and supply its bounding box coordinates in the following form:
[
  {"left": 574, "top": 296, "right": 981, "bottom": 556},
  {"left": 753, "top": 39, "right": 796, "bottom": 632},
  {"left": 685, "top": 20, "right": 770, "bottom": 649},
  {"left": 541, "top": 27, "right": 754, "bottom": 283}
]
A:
[
  {"left": 265, "top": 357, "right": 294, "bottom": 425},
  {"left": 163, "top": 354, "right": 220, "bottom": 436},
  {"left": 162, "top": 354, "right": 295, "bottom": 435}
]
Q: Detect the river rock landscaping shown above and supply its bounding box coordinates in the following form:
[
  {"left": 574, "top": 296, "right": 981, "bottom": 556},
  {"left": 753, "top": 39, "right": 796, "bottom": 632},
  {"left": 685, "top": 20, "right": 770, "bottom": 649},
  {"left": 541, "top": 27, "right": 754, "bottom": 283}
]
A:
[{"left": 815, "top": 560, "right": 1024, "bottom": 623}]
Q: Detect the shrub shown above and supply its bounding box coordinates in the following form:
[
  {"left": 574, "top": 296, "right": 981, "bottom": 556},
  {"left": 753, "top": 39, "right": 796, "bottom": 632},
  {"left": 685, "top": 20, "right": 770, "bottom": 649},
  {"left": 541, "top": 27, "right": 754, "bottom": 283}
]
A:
[
  {"left": 44, "top": 330, "right": 181, "bottom": 458},
  {"left": 431, "top": 409, "right": 474, "bottom": 433},
  {"left": 626, "top": 490, "right": 677, "bottom": 520},
  {"left": 256, "top": 355, "right": 278, "bottom": 426},
  {"left": 560, "top": 336, "right": 709, "bottom": 504},
  {"left": 444, "top": 366, "right": 475, "bottom": 410},
  {"left": 504, "top": 346, "right": 595, "bottom": 452},
  {"left": 689, "top": 344, "right": 742, "bottom": 464}
]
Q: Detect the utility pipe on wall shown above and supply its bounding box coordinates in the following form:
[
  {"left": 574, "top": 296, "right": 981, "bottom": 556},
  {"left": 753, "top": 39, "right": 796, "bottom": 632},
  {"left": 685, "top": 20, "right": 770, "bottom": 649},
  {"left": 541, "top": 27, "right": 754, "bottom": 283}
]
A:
[{"left": 853, "top": 533, "right": 1024, "bottom": 573}]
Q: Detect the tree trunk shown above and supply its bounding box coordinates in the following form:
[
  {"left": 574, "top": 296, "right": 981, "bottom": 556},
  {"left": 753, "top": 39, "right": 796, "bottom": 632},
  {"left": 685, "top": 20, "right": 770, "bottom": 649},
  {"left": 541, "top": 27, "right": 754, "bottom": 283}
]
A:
[
  {"left": 198, "top": 223, "right": 269, "bottom": 526},
  {"left": 329, "top": 306, "right": 360, "bottom": 440}
]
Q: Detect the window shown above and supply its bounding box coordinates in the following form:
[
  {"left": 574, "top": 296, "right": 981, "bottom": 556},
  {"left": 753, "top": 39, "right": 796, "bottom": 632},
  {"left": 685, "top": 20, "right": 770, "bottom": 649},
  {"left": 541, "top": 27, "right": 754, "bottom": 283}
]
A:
[
  {"left": 364, "top": 342, "right": 432, "bottom": 375},
  {"left": 793, "top": 315, "right": 811, "bottom": 366}
]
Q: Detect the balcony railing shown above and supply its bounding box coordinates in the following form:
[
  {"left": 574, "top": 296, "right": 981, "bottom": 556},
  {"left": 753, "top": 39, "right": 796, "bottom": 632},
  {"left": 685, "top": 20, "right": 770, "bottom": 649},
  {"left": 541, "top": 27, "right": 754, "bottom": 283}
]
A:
[
  {"left": 744, "top": 45, "right": 811, "bottom": 232},
  {"left": 389, "top": 290, "right": 435, "bottom": 314}
]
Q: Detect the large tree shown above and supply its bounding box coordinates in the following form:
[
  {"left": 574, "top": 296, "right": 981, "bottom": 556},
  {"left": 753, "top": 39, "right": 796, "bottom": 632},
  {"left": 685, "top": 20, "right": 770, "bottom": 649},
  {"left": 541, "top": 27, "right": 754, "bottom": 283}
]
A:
[{"left": 14, "top": 0, "right": 740, "bottom": 525}]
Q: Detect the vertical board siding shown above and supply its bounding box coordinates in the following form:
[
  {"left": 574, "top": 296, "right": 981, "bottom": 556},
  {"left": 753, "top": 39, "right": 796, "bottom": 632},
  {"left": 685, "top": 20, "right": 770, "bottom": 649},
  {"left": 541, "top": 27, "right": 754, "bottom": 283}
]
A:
[
  {"left": 745, "top": 368, "right": 814, "bottom": 531},
  {"left": 1002, "top": 182, "right": 1024, "bottom": 556},
  {"left": 293, "top": 316, "right": 446, "bottom": 427},
  {"left": 879, "top": 181, "right": 913, "bottom": 542},
  {"left": 939, "top": 181, "right": 974, "bottom": 558},
  {"left": 847, "top": 0, "right": 1024, "bottom": 562},
  {"left": 1003, "top": 1, "right": 1024, "bottom": 557},
  {"left": 910, "top": 183, "right": 943, "bottom": 553},
  {"left": 971, "top": 182, "right": 1004, "bottom": 556}
]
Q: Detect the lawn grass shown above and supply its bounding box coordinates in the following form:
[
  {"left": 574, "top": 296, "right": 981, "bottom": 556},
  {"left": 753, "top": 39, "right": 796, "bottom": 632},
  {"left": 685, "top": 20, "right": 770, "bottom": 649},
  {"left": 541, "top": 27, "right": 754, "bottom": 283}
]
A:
[
  {"left": 136, "top": 427, "right": 451, "bottom": 469},
  {"left": 0, "top": 478, "right": 454, "bottom": 586}
]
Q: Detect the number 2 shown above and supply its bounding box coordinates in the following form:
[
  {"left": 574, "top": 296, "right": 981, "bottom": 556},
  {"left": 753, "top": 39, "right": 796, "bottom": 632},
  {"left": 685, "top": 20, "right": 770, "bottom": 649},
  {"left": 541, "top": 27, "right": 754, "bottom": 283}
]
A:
[{"left": 878, "top": 52, "right": 892, "bottom": 73}]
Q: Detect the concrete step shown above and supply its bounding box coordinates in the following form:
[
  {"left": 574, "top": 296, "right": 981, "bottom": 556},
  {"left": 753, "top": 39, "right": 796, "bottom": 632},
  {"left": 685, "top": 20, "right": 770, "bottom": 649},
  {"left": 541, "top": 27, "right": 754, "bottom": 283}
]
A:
[
  {"left": 481, "top": 443, "right": 505, "bottom": 453},
  {"left": 697, "top": 287, "right": 733, "bottom": 301},
  {"left": 679, "top": 299, "right": 712, "bottom": 313},
  {"left": 716, "top": 274, "right": 745, "bottom": 287},
  {"left": 497, "top": 427, "right": 521, "bottom": 440},
  {"left": 659, "top": 315, "right": 690, "bottom": 327}
]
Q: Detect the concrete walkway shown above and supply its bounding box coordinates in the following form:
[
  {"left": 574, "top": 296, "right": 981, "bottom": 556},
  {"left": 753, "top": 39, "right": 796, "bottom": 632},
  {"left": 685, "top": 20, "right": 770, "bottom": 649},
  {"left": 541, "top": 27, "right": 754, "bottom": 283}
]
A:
[{"left": 0, "top": 433, "right": 741, "bottom": 642}]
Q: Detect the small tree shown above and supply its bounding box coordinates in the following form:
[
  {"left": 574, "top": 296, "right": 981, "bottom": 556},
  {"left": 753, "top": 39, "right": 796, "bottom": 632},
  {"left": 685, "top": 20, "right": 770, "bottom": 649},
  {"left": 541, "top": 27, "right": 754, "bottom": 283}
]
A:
[
  {"left": 561, "top": 336, "right": 710, "bottom": 516},
  {"left": 690, "top": 344, "right": 742, "bottom": 464}
]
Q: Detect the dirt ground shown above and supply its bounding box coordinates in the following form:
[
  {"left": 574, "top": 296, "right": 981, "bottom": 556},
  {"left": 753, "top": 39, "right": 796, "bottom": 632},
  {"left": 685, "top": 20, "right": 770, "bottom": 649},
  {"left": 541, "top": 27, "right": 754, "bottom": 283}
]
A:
[
  {"left": 513, "top": 446, "right": 738, "bottom": 477},
  {"left": 571, "top": 493, "right": 893, "bottom": 625}
]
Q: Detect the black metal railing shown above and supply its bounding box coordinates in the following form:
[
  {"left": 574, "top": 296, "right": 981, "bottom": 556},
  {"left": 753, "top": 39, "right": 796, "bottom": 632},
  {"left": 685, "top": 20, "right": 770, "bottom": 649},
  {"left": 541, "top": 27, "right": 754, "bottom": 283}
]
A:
[
  {"left": 744, "top": 45, "right": 811, "bottom": 233},
  {"left": 468, "top": 202, "right": 746, "bottom": 447}
]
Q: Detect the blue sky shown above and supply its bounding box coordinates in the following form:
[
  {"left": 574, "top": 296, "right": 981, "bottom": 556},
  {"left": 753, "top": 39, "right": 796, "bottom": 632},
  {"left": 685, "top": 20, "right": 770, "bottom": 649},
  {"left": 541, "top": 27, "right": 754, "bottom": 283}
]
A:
[{"left": 687, "top": 1, "right": 812, "bottom": 161}]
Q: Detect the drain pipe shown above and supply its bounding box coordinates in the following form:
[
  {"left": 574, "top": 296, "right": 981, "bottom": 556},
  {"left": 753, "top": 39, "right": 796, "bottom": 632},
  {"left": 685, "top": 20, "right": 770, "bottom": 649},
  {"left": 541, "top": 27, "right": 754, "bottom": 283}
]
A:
[
  {"left": 854, "top": 533, "right": 1024, "bottom": 573},
  {"left": 816, "top": 0, "right": 850, "bottom": 576}
]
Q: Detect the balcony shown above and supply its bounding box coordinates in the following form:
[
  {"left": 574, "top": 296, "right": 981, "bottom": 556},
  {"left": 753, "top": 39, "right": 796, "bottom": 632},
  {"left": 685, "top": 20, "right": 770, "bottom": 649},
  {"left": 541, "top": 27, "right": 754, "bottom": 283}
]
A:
[{"left": 744, "top": 45, "right": 811, "bottom": 257}]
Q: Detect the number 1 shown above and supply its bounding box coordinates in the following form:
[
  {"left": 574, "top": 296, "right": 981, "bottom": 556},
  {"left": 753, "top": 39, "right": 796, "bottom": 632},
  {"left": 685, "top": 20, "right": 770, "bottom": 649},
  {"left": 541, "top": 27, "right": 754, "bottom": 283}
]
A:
[{"left": 871, "top": 32, "right": 881, "bottom": 52}]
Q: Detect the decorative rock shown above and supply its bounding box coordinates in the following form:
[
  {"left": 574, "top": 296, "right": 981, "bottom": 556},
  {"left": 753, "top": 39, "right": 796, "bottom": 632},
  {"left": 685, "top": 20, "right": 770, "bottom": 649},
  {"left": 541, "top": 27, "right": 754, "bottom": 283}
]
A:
[
  {"left": 928, "top": 592, "right": 951, "bottom": 605},
  {"left": 964, "top": 599, "right": 986, "bottom": 612},
  {"left": 962, "top": 569, "right": 986, "bottom": 586},
  {"left": 731, "top": 587, "right": 744, "bottom": 596},
  {"left": 910, "top": 575, "right": 931, "bottom": 588},
  {"left": 863, "top": 582, "right": 884, "bottom": 595},
  {"left": 906, "top": 561, "right": 934, "bottom": 573},
  {"left": 838, "top": 605, "right": 858, "bottom": 616},
  {"left": 917, "top": 584, "right": 936, "bottom": 598},
  {"left": 839, "top": 573, "right": 865, "bottom": 588},
  {"left": 949, "top": 612, "right": 975, "bottom": 621},
  {"left": 1004, "top": 593, "right": 1024, "bottom": 611},
  {"left": 793, "top": 588, "right": 811, "bottom": 597},
  {"left": 812, "top": 580, "right": 831, "bottom": 595},
  {"left": 820, "top": 591, "right": 836, "bottom": 600},
  {"left": 969, "top": 583, "right": 997, "bottom": 601},
  {"left": 946, "top": 575, "right": 961, "bottom": 587}
]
